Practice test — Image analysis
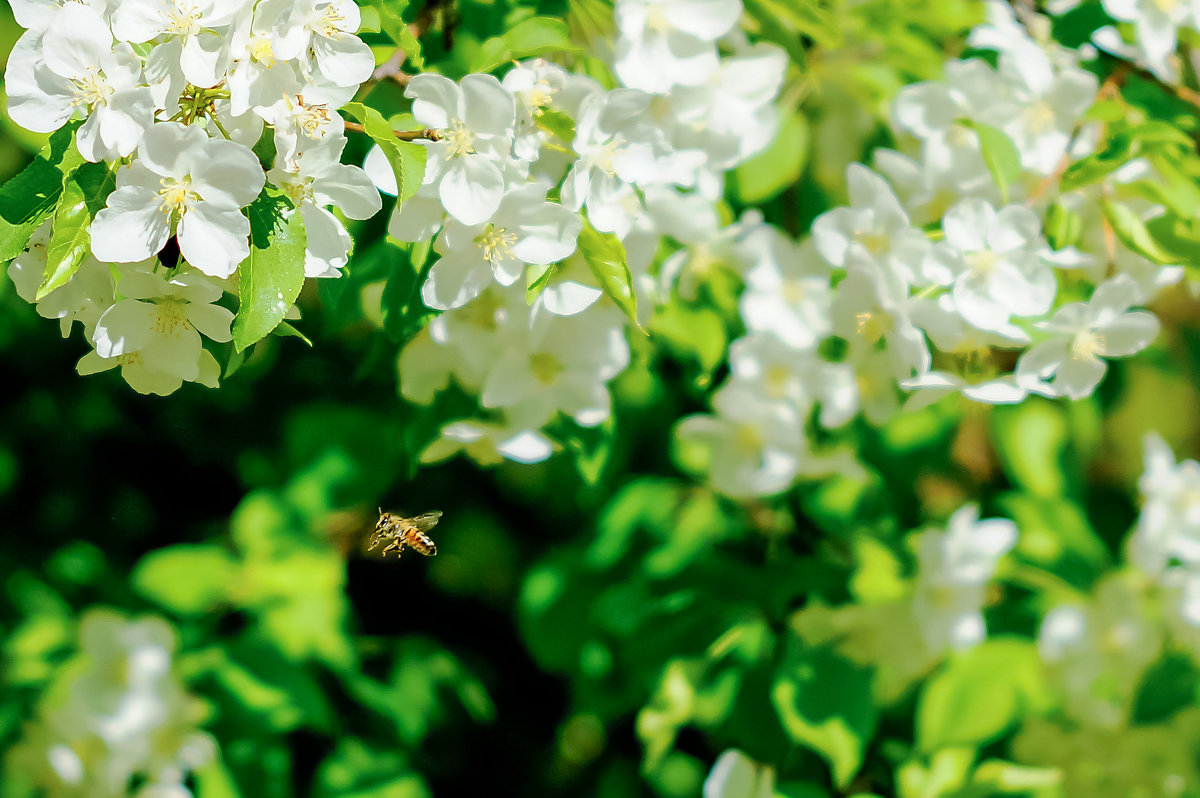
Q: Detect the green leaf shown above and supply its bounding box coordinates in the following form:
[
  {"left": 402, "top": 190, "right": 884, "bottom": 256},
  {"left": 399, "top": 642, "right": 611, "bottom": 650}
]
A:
[
  {"left": 1146, "top": 213, "right": 1200, "bottom": 280},
  {"left": 273, "top": 321, "right": 313, "bottom": 347},
  {"left": 990, "top": 399, "right": 1070, "bottom": 498},
  {"left": 916, "top": 639, "right": 1050, "bottom": 752},
  {"left": 1043, "top": 201, "right": 1082, "bottom": 251},
  {"left": 733, "top": 109, "right": 808, "bottom": 204},
  {"left": 1101, "top": 197, "right": 1176, "bottom": 264},
  {"left": 772, "top": 644, "right": 876, "bottom": 789},
  {"left": 471, "top": 17, "right": 578, "bottom": 74},
  {"left": 1059, "top": 132, "right": 1134, "bottom": 192},
  {"left": 535, "top": 109, "right": 576, "bottom": 143},
  {"left": 578, "top": 221, "right": 639, "bottom": 327},
  {"left": 232, "top": 188, "right": 307, "bottom": 353},
  {"left": 652, "top": 302, "right": 727, "bottom": 378},
  {"left": 341, "top": 101, "right": 426, "bottom": 205},
  {"left": 133, "top": 544, "right": 236, "bottom": 615},
  {"left": 0, "top": 123, "right": 84, "bottom": 262},
  {"left": 967, "top": 122, "right": 1021, "bottom": 203},
  {"left": 374, "top": 0, "right": 424, "bottom": 69},
  {"left": 525, "top": 261, "right": 555, "bottom": 305},
  {"left": 38, "top": 160, "right": 116, "bottom": 299}
]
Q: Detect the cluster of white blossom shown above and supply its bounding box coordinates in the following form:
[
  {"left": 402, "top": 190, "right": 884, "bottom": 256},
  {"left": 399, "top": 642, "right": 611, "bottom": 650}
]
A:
[
  {"left": 1037, "top": 434, "right": 1200, "bottom": 730},
  {"left": 1048, "top": 0, "right": 1200, "bottom": 81},
  {"left": 6, "top": 610, "right": 214, "bottom": 798},
  {"left": 677, "top": 2, "right": 1168, "bottom": 499},
  {"left": 371, "top": 0, "right": 788, "bottom": 465},
  {"left": 4, "top": 0, "right": 380, "bottom": 394}
]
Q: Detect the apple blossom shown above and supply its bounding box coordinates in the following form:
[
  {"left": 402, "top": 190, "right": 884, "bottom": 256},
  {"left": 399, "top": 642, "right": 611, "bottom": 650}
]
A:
[{"left": 90, "top": 122, "right": 265, "bottom": 277}]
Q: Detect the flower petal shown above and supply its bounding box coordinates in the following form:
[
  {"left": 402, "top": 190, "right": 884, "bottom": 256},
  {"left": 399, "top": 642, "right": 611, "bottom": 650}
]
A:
[
  {"left": 439, "top": 155, "right": 504, "bottom": 225},
  {"left": 90, "top": 187, "right": 172, "bottom": 263},
  {"left": 177, "top": 203, "right": 250, "bottom": 278}
]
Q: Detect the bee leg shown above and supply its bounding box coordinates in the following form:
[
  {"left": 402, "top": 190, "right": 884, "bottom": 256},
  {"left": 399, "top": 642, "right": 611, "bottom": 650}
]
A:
[{"left": 381, "top": 540, "right": 402, "bottom": 557}]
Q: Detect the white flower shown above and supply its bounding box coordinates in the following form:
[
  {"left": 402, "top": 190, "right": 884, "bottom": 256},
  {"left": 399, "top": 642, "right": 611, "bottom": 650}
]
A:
[
  {"left": 267, "top": 134, "right": 381, "bottom": 277},
  {"left": 1015, "top": 274, "right": 1160, "bottom": 399},
  {"left": 226, "top": 0, "right": 304, "bottom": 116},
  {"left": 7, "top": 609, "right": 215, "bottom": 798},
  {"left": 502, "top": 59, "right": 571, "bottom": 162},
  {"left": 274, "top": 0, "right": 374, "bottom": 87},
  {"left": 704, "top": 750, "right": 775, "bottom": 798},
  {"left": 480, "top": 303, "right": 629, "bottom": 429},
  {"left": 613, "top": 0, "right": 743, "bottom": 93},
  {"left": 728, "top": 334, "right": 819, "bottom": 415},
  {"left": 675, "top": 381, "right": 806, "bottom": 499},
  {"left": 111, "top": 0, "right": 242, "bottom": 88},
  {"left": 831, "top": 258, "right": 931, "bottom": 380},
  {"left": 422, "top": 184, "right": 581, "bottom": 310},
  {"left": 8, "top": 222, "right": 115, "bottom": 337},
  {"left": 5, "top": 4, "right": 153, "bottom": 162},
  {"left": 900, "top": 371, "right": 1036, "bottom": 412},
  {"left": 912, "top": 503, "right": 1017, "bottom": 653},
  {"left": 983, "top": 50, "right": 1099, "bottom": 175},
  {"left": 1129, "top": 432, "right": 1200, "bottom": 575},
  {"left": 90, "top": 122, "right": 265, "bottom": 278},
  {"left": 1100, "top": 0, "right": 1199, "bottom": 79},
  {"left": 811, "top": 164, "right": 931, "bottom": 286},
  {"left": 664, "top": 43, "right": 787, "bottom": 170},
  {"left": 820, "top": 348, "right": 900, "bottom": 428},
  {"left": 420, "top": 420, "right": 554, "bottom": 466},
  {"left": 266, "top": 86, "right": 353, "bottom": 168},
  {"left": 78, "top": 266, "right": 231, "bottom": 395},
  {"left": 1038, "top": 576, "right": 1162, "bottom": 728},
  {"left": 739, "top": 235, "right": 832, "bottom": 350},
  {"left": 925, "top": 199, "right": 1056, "bottom": 331},
  {"left": 8, "top": 0, "right": 112, "bottom": 32},
  {"left": 561, "top": 89, "right": 671, "bottom": 237},
  {"left": 406, "top": 73, "right": 517, "bottom": 225}
]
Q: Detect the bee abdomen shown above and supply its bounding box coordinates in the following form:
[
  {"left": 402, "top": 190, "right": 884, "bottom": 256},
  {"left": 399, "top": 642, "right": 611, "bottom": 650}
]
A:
[{"left": 405, "top": 530, "right": 438, "bottom": 556}]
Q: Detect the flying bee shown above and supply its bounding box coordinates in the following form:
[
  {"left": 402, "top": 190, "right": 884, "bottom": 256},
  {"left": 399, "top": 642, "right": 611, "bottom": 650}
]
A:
[{"left": 368, "top": 510, "right": 443, "bottom": 558}]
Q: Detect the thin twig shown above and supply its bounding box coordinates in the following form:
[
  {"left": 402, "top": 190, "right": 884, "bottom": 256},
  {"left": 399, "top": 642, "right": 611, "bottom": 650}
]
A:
[{"left": 343, "top": 120, "right": 443, "bottom": 141}]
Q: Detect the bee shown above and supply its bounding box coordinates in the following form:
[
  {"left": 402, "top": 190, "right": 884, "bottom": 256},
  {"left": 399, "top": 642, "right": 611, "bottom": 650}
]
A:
[{"left": 368, "top": 510, "right": 443, "bottom": 558}]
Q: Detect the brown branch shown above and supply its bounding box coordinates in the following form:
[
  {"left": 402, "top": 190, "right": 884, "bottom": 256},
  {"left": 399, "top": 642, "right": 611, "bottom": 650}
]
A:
[{"left": 343, "top": 120, "right": 443, "bottom": 142}]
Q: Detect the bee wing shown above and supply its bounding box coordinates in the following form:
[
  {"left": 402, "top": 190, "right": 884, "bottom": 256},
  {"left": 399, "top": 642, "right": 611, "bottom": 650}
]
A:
[{"left": 410, "top": 511, "right": 443, "bottom": 533}]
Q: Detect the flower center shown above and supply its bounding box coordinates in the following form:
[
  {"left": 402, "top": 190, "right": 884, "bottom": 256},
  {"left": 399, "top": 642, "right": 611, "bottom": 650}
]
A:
[
  {"left": 1152, "top": 0, "right": 1180, "bottom": 12},
  {"left": 153, "top": 298, "right": 190, "bottom": 336},
  {"left": 157, "top": 177, "right": 198, "bottom": 217},
  {"left": 1024, "top": 101, "right": 1056, "bottom": 134},
  {"left": 164, "top": 2, "right": 204, "bottom": 36},
  {"left": 853, "top": 229, "right": 890, "bottom": 255},
  {"left": 476, "top": 225, "right": 518, "bottom": 266},
  {"left": 444, "top": 119, "right": 476, "bottom": 158},
  {"left": 965, "top": 250, "right": 998, "bottom": 275},
  {"left": 286, "top": 94, "right": 330, "bottom": 139},
  {"left": 280, "top": 174, "right": 314, "bottom": 205},
  {"left": 1070, "top": 331, "right": 1104, "bottom": 361},
  {"left": 588, "top": 139, "right": 621, "bottom": 176},
  {"left": 71, "top": 70, "right": 113, "bottom": 109},
  {"left": 781, "top": 278, "right": 807, "bottom": 305},
  {"left": 855, "top": 310, "right": 892, "bottom": 344},
  {"left": 249, "top": 34, "right": 276, "bottom": 66},
  {"left": 646, "top": 4, "right": 671, "bottom": 33},
  {"left": 530, "top": 352, "right": 563, "bottom": 384},
  {"left": 459, "top": 291, "right": 505, "bottom": 330},
  {"left": 733, "top": 422, "right": 763, "bottom": 453},
  {"left": 765, "top": 365, "right": 791, "bottom": 399},
  {"left": 317, "top": 3, "right": 347, "bottom": 38}
]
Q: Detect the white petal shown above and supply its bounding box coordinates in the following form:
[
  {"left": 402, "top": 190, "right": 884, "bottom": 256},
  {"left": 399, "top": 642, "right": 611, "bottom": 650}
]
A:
[
  {"left": 180, "top": 32, "right": 227, "bottom": 88},
  {"left": 140, "top": 121, "right": 209, "bottom": 178},
  {"left": 421, "top": 252, "right": 492, "bottom": 310},
  {"left": 192, "top": 139, "right": 265, "bottom": 208},
  {"left": 177, "top": 203, "right": 250, "bottom": 278},
  {"left": 406, "top": 73, "right": 460, "bottom": 129},
  {"left": 93, "top": 299, "right": 155, "bottom": 357},
  {"left": 1098, "top": 311, "right": 1160, "bottom": 356},
  {"left": 461, "top": 73, "right": 516, "bottom": 138},
  {"left": 312, "top": 32, "right": 374, "bottom": 87},
  {"left": 44, "top": 5, "right": 111, "bottom": 78},
  {"left": 511, "top": 202, "right": 581, "bottom": 264},
  {"left": 112, "top": 0, "right": 166, "bottom": 43},
  {"left": 439, "top": 155, "right": 504, "bottom": 225},
  {"left": 313, "top": 164, "right": 382, "bottom": 219},
  {"left": 90, "top": 187, "right": 172, "bottom": 263},
  {"left": 301, "top": 203, "right": 352, "bottom": 277}
]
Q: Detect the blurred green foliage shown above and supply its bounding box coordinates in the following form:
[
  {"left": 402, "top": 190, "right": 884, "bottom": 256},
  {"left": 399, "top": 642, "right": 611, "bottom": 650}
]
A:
[{"left": 6, "top": 1, "right": 1200, "bottom": 797}]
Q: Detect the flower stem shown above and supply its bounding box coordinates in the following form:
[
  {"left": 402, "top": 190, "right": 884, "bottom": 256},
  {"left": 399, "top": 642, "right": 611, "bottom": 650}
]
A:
[{"left": 342, "top": 121, "right": 443, "bottom": 141}]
